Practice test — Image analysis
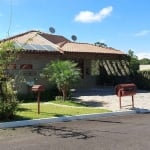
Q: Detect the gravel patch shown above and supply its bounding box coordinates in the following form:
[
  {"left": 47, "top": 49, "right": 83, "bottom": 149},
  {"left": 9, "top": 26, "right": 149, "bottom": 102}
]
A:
[{"left": 73, "top": 87, "right": 150, "bottom": 112}]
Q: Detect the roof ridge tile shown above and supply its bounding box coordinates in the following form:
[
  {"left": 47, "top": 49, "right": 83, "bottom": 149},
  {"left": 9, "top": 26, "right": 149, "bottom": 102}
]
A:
[{"left": 0, "top": 30, "right": 39, "bottom": 42}]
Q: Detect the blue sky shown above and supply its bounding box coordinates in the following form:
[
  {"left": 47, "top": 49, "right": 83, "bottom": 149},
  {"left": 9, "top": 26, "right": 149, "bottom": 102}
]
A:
[{"left": 0, "top": 0, "right": 150, "bottom": 59}]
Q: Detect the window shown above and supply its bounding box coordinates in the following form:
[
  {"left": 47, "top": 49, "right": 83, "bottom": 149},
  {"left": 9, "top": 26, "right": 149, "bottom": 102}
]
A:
[
  {"left": 74, "top": 59, "right": 84, "bottom": 79},
  {"left": 20, "top": 64, "right": 33, "bottom": 69},
  {"left": 8, "top": 64, "right": 16, "bottom": 69}
]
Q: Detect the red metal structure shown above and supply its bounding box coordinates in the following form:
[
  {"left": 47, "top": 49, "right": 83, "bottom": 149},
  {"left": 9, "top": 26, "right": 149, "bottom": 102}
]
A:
[
  {"left": 115, "top": 83, "right": 136, "bottom": 109},
  {"left": 32, "top": 85, "right": 45, "bottom": 114}
]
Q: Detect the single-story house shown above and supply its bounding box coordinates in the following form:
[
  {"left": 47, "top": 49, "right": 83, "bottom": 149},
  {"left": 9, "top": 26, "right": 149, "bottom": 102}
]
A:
[{"left": 1, "top": 30, "right": 129, "bottom": 93}]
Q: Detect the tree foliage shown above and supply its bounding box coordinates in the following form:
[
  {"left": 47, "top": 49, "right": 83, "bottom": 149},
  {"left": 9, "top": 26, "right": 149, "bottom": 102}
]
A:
[
  {"left": 0, "top": 41, "right": 21, "bottom": 119},
  {"left": 0, "top": 41, "right": 19, "bottom": 78},
  {"left": 94, "top": 42, "right": 108, "bottom": 47},
  {"left": 139, "top": 58, "right": 150, "bottom": 65},
  {"left": 41, "top": 60, "right": 81, "bottom": 100},
  {"left": 128, "top": 49, "right": 139, "bottom": 74}
]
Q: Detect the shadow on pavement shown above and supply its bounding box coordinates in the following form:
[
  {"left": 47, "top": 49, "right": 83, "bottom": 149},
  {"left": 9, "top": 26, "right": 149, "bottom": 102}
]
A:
[{"left": 76, "top": 100, "right": 107, "bottom": 107}]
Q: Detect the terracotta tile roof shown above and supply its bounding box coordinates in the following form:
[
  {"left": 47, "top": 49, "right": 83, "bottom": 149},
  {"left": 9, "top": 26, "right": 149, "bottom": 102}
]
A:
[
  {"left": 0, "top": 30, "right": 126, "bottom": 55},
  {"left": 61, "top": 42, "right": 125, "bottom": 55},
  {"left": 39, "top": 32, "right": 70, "bottom": 45},
  {"left": 10, "top": 31, "right": 58, "bottom": 46},
  {"left": 1, "top": 30, "right": 63, "bottom": 52}
]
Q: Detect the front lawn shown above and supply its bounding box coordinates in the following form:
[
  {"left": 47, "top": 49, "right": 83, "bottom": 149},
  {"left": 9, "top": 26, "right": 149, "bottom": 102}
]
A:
[{"left": 14, "top": 102, "right": 110, "bottom": 121}]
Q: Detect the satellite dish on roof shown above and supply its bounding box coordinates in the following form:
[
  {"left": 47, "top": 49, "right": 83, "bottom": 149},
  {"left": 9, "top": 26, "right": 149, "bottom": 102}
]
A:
[
  {"left": 49, "top": 27, "right": 55, "bottom": 34},
  {"left": 71, "top": 35, "right": 77, "bottom": 42}
]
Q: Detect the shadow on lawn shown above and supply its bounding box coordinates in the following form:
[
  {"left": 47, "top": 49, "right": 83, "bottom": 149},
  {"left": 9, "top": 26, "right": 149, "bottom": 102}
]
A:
[
  {"left": 0, "top": 108, "right": 32, "bottom": 122},
  {"left": 39, "top": 111, "right": 67, "bottom": 117},
  {"left": 11, "top": 115, "right": 32, "bottom": 121},
  {"left": 17, "top": 107, "right": 31, "bottom": 112},
  {"left": 13, "top": 107, "right": 33, "bottom": 121},
  {"left": 0, "top": 115, "right": 32, "bottom": 122},
  {"left": 2, "top": 113, "right": 68, "bottom": 122}
]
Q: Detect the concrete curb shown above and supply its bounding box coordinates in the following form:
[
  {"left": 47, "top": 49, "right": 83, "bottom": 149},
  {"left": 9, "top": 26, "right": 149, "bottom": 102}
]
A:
[{"left": 0, "top": 110, "right": 136, "bottom": 129}]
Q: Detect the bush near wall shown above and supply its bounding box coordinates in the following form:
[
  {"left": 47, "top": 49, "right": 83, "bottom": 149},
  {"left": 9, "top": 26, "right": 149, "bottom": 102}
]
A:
[
  {"left": 17, "top": 85, "right": 59, "bottom": 102},
  {"left": 0, "top": 101, "right": 19, "bottom": 120},
  {"left": 134, "top": 70, "right": 150, "bottom": 90}
]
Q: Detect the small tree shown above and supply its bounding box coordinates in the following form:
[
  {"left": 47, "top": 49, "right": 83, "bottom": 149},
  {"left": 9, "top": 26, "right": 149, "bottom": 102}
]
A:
[
  {"left": 128, "top": 49, "right": 139, "bottom": 74},
  {"left": 139, "top": 58, "right": 150, "bottom": 65},
  {"left": 0, "top": 40, "right": 21, "bottom": 119},
  {"left": 41, "top": 60, "right": 81, "bottom": 100}
]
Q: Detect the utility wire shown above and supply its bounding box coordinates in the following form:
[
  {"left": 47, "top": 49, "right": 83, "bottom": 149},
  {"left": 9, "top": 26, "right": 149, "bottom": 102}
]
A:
[{"left": 7, "top": 0, "right": 13, "bottom": 37}]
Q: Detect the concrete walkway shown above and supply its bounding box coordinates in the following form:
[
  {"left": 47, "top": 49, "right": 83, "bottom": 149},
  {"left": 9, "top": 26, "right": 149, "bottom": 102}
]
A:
[{"left": 73, "top": 87, "right": 150, "bottom": 112}]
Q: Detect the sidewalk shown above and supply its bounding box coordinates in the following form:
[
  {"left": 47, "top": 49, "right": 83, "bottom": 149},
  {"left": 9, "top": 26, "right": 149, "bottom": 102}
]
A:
[{"left": 73, "top": 87, "right": 150, "bottom": 112}]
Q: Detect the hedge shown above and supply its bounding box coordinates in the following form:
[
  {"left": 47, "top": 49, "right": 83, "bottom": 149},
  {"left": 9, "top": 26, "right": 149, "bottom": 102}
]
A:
[{"left": 134, "top": 70, "right": 150, "bottom": 90}]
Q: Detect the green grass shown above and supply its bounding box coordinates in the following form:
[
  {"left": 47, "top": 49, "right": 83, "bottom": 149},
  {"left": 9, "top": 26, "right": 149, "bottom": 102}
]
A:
[{"left": 14, "top": 102, "right": 110, "bottom": 121}]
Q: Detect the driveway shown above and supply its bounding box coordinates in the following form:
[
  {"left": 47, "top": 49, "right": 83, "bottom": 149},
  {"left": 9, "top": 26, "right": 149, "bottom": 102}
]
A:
[
  {"left": 0, "top": 114, "right": 150, "bottom": 150},
  {"left": 73, "top": 87, "right": 150, "bottom": 111}
]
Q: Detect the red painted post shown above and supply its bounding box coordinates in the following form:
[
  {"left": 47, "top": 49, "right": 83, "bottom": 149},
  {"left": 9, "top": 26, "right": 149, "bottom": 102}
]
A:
[
  {"left": 37, "top": 91, "right": 40, "bottom": 114},
  {"left": 115, "top": 83, "right": 136, "bottom": 109},
  {"left": 32, "top": 85, "right": 45, "bottom": 114},
  {"left": 119, "top": 96, "right": 122, "bottom": 109},
  {"left": 132, "top": 95, "right": 134, "bottom": 108}
]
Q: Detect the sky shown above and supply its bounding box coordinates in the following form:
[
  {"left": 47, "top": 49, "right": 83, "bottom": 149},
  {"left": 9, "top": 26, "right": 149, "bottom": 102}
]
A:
[{"left": 0, "top": 0, "right": 150, "bottom": 59}]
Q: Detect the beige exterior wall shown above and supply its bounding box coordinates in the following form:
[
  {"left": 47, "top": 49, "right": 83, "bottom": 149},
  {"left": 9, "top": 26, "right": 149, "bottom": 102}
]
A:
[
  {"left": 11, "top": 53, "right": 59, "bottom": 93},
  {"left": 77, "top": 59, "right": 97, "bottom": 89},
  {"left": 140, "top": 65, "right": 150, "bottom": 71},
  {"left": 11, "top": 53, "right": 96, "bottom": 94}
]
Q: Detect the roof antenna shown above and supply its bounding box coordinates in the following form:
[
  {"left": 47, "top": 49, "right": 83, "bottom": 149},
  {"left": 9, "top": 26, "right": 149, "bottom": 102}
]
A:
[
  {"left": 71, "top": 35, "right": 77, "bottom": 42},
  {"left": 49, "top": 27, "right": 55, "bottom": 34}
]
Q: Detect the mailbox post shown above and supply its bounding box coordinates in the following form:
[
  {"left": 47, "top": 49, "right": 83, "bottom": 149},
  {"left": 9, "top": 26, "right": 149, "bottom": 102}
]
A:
[
  {"left": 115, "top": 83, "right": 136, "bottom": 109},
  {"left": 32, "top": 85, "right": 45, "bottom": 114}
]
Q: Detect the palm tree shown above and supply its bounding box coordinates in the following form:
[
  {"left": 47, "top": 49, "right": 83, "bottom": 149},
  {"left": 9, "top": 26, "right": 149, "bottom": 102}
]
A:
[{"left": 41, "top": 60, "right": 81, "bottom": 100}]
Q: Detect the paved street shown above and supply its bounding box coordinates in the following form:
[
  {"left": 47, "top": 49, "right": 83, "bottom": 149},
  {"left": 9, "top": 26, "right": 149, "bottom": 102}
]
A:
[{"left": 0, "top": 114, "right": 150, "bottom": 150}]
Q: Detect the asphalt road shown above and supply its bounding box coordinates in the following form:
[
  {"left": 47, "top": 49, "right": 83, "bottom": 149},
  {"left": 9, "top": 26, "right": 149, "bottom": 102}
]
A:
[{"left": 0, "top": 114, "right": 150, "bottom": 150}]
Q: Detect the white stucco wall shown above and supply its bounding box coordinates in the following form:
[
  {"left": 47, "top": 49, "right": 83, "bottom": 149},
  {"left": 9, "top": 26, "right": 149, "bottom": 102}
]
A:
[{"left": 140, "top": 65, "right": 150, "bottom": 71}]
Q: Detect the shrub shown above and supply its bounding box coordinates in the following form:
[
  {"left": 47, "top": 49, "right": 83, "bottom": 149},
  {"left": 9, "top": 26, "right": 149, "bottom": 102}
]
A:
[
  {"left": 134, "top": 70, "right": 150, "bottom": 90},
  {"left": 55, "top": 96, "right": 64, "bottom": 101},
  {"left": 0, "top": 79, "right": 19, "bottom": 120},
  {"left": 0, "top": 101, "right": 19, "bottom": 120},
  {"left": 0, "top": 41, "right": 21, "bottom": 120},
  {"left": 40, "top": 84, "right": 59, "bottom": 101},
  {"left": 17, "top": 84, "right": 59, "bottom": 102},
  {"left": 41, "top": 60, "right": 81, "bottom": 100},
  {"left": 17, "top": 93, "right": 35, "bottom": 102}
]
